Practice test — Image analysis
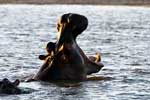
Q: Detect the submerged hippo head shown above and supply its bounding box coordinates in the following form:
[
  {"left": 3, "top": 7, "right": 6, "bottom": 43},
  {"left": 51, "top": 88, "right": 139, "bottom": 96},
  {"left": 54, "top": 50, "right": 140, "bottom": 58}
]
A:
[
  {"left": 0, "top": 78, "right": 21, "bottom": 94},
  {"left": 56, "top": 13, "right": 88, "bottom": 51}
]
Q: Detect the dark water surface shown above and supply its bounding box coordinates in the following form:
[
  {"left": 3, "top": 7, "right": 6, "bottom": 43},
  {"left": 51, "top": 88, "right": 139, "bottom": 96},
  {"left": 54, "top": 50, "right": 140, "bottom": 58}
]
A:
[{"left": 0, "top": 5, "right": 150, "bottom": 100}]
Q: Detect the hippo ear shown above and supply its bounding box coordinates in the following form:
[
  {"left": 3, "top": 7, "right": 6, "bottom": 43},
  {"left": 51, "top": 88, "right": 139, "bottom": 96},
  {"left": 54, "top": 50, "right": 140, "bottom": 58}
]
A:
[
  {"left": 2, "top": 78, "right": 9, "bottom": 82},
  {"left": 13, "top": 79, "right": 20, "bottom": 86},
  {"left": 2, "top": 78, "right": 10, "bottom": 84}
]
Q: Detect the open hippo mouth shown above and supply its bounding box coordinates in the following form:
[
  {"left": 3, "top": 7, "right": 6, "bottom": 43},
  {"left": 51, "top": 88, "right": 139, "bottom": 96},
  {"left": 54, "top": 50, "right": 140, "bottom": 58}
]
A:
[
  {"left": 29, "top": 13, "right": 104, "bottom": 81},
  {"left": 56, "top": 13, "right": 88, "bottom": 52}
]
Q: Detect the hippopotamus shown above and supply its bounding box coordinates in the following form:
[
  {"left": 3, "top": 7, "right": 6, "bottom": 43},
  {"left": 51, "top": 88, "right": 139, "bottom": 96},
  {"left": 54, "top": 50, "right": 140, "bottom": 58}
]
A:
[
  {"left": 0, "top": 78, "right": 36, "bottom": 94},
  {"left": 0, "top": 78, "right": 21, "bottom": 94},
  {"left": 28, "top": 13, "right": 104, "bottom": 82}
]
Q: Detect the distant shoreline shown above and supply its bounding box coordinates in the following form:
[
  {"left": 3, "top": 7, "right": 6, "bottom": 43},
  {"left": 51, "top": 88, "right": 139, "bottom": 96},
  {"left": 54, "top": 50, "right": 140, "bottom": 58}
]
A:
[{"left": 0, "top": 0, "right": 150, "bottom": 5}]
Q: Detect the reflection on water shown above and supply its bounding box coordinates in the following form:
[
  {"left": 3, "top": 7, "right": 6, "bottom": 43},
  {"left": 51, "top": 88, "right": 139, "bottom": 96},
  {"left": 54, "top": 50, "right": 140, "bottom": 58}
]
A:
[{"left": 0, "top": 5, "right": 150, "bottom": 100}]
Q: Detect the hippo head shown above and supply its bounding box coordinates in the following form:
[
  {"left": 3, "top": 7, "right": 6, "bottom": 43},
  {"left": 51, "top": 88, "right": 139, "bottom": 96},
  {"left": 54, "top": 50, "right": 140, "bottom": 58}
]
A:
[
  {"left": 0, "top": 78, "right": 21, "bottom": 94},
  {"left": 57, "top": 13, "right": 88, "bottom": 39},
  {"left": 56, "top": 13, "right": 88, "bottom": 51}
]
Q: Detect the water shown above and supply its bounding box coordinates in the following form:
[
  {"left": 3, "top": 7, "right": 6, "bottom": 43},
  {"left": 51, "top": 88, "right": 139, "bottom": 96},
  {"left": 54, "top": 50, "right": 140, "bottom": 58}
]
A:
[{"left": 0, "top": 5, "right": 150, "bottom": 100}]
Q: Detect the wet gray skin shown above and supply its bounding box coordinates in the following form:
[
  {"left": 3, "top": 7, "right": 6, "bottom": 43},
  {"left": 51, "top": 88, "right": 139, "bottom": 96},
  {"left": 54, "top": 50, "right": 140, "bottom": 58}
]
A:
[
  {"left": 0, "top": 78, "right": 34, "bottom": 94},
  {"left": 0, "top": 78, "right": 21, "bottom": 94}
]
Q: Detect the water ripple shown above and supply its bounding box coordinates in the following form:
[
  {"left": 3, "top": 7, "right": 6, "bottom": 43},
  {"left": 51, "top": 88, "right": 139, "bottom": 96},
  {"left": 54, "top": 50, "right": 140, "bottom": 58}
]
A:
[{"left": 0, "top": 5, "right": 150, "bottom": 100}]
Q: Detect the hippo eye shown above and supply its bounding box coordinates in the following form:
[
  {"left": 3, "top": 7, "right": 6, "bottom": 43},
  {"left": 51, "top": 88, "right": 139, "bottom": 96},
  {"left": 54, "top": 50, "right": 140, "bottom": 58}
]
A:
[{"left": 1, "top": 84, "right": 7, "bottom": 89}]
